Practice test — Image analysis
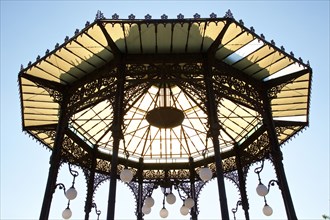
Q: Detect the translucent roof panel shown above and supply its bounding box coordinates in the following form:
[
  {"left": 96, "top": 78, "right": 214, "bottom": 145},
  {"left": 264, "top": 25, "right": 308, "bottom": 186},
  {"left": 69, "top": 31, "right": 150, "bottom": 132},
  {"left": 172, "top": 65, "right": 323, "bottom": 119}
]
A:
[{"left": 20, "top": 77, "right": 60, "bottom": 127}]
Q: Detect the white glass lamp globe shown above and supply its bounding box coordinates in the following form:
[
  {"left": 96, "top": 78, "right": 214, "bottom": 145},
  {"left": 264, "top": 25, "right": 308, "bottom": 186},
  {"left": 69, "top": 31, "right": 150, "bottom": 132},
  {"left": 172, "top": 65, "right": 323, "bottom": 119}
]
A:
[
  {"left": 144, "top": 196, "right": 155, "bottom": 208},
  {"left": 65, "top": 186, "right": 77, "bottom": 200},
  {"left": 166, "top": 193, "right": 176, "bottom": 205},
  {"left": 62, "top": 207, "right": 72, "bottom": 219},
  {"left": 256, "top": 183, "right": 268, "bottom": 197},
  {"left": 184, "top": 197, "right": 195, "bottom": 209},
  {"left": 180, "top": 205, "right": 189, "bottom": 216},
  {"left": 142, "top": 205, "right": 151, "bottom": 215},
  {"left": 199, "top": 167, "right": 213, "bottom": 182},
  {"left": 120, "top": 168, "right": 133, "bottom": 183},
  {"left": 159, "top": 207, "right": 169, "bottom": 218},
  {"left": 263, "top": 204, "right": 273, "bottom": 216}
]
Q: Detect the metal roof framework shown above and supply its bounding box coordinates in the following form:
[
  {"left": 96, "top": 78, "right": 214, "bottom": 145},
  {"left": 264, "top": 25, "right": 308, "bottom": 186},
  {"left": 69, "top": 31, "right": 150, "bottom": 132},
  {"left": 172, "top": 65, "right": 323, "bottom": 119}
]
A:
[{"left": 18, "top": 10, "right": 311, "bottom": 220}]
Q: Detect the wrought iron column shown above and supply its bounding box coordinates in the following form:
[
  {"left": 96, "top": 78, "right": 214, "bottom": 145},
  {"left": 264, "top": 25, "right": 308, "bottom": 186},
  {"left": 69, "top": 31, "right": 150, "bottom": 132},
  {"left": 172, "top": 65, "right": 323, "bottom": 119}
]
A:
[
  {"left": 84, "top": 147, "right": 97, "bottom": 220},
  {"left": 262, "top": 92, "right": 297, "bottom": 220},
  {"left": 234, "top": 145, "right": 250, "bottom": 220},
  {"left": 203, "top": 63, "right": 230, "bottom": 220},
  {"left": 39, "top": 94, "right": 68, "bottom": 219},
  {"left": 137, "top": 158, "right": 144, "bottom": 220},
  {"left": 106, "top": 66, "right": 125, "bottom": 220},
  {"left": 189, "top": 157, "right": 198, "bottom": 220}
]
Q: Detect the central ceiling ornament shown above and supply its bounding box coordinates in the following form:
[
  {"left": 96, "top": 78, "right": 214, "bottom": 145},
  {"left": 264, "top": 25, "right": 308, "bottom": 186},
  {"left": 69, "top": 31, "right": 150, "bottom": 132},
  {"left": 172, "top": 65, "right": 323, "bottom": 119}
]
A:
[
  {"left": 146, "top": 84, "right": 185, "bottom": 129},
  {"left": 146, "top": 107, "right": 184, "bottom": 129}
]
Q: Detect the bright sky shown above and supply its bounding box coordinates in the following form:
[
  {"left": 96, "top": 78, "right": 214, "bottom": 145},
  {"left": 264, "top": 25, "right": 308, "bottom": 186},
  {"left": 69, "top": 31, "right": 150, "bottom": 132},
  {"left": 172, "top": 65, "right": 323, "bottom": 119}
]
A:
[{"left": 1, "top": 1, "right": 329, "bottom": 220}]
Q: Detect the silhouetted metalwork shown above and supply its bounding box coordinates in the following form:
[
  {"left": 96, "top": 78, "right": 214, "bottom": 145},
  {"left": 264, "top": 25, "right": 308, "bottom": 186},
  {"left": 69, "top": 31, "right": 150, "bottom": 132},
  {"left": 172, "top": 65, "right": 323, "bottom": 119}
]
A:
[{"left": 18, "top": 9, "right": 312, "bottom": 220}]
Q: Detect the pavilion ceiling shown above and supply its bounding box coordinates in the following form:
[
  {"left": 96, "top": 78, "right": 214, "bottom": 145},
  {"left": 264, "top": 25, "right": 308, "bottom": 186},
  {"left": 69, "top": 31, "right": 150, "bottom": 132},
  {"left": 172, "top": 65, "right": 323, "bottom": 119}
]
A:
[{"left": 18, "top": 12, "right": 312, "bottom": 177}]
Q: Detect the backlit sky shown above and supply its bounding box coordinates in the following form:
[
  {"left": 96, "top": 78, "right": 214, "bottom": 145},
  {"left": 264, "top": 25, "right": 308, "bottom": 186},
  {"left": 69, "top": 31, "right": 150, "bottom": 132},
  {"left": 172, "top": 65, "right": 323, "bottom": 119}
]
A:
[{"left": 1, "top": 1, "right": 329, "bottom": 219}]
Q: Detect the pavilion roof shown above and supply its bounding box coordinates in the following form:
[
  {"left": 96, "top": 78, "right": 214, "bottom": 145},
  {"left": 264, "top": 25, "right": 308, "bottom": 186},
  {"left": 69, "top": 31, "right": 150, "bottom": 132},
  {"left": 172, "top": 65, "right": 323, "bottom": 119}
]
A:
[{"left": 18, "top": 11, "right": 312, "bottom": 174}]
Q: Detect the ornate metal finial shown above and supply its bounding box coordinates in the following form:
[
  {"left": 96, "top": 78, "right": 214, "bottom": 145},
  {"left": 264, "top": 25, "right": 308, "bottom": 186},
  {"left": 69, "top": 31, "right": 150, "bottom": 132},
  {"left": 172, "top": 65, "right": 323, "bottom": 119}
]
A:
[
  {"left": 36, "top": 55, "right": 40, "bottom": 61},
  {"left": 74, "top": 29, "right": 79, "bottom": 35},
  {"left": 85, "top": 21, "right": 90, "bottom": 27},
  {"left": 210, "top": 12, "right": 217, "bottom": 18},
  {"left": 95, "top": 10, "right": 105, "bottom": 20},
  {"left": 177, "top": 13, "right": 184, "bottom": 19},
  {"left": 112, "top": 13, "right": 119, "bottom": 19},
  {"left": 299, "top": 57, "right": 303, "bottom": 62},
  {"left": 193, "top": 13, "right": 200, "bottom": 19},
  {"left": 28, "top": 61, "right": 32, "bottom": 66},
  {"left": 271, "top": 40, "right": 275, "bottom": 45},
  {"left": 260, "top": 34, "right": 265, "bottom": 39},
  {"left": 239, "top": 19, "right": 244, "bottom": 25},
  {"left": 307, "top": 60, "right": 310, "bottom": 66},
  {"left": 280, "top": 46, "right": 285, "bottom": 51},
  {"left": 161, "top": 14, "right": 168, "bottom": 19},
  {"left": 145, "top": 14, "right": 152, "bottom": 20},
  {"left": 250, "top": 26, "right": 255, "bottom": 33},
  {"left": 128, "top": 14, "right": 135, "bottom": 20},
  {"left": 45, "top": 49, "right": 50, "bottom": 55},
  {"left": 290, "top": 51, "right": 295, "bottom": 57},
  {"left": 64, "top": 36, "right": 69, "bottom": 42},
  {"left": 224, "top": 9, "right": 234, "bottom": 18},
  {"left": 55, "top": 43, "right": 59, "bottom": 49},
  {"left": 20, "top": 64, "right": 24, "bottom": 71}
]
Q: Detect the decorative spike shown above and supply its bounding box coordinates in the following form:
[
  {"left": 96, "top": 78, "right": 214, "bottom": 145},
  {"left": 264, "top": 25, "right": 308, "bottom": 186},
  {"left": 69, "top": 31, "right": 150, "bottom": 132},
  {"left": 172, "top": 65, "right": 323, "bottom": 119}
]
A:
[
  {"left": 64, "top": 36, "right": 69, "bottom": 42},
  {"left": 177, "top": 13, "right": 184, "bottom": 19},
  {"left": 95, "top": 10, "right": 105, "bottom": 20},
  {"left": 260, "top": 34, "right": 265, "bottom": 39},
  {"left": 45, "top": 49, "right": 50, "bottom": 55},
  {"left": 75, "top": 29, "right": 79, "bottom": 35},
  {"left": 239, "top": 19, "right": 244, "bottom": 25},
  {"left": 224, "top": 9, "right": 234, "bottom": 18},
  {"left": 85, "top": 21, "right": 90, "bottom": 27},
  {"left": 20, "top": 64, "right": 24, "bottom": 70},
  {"left": 128, "top": 14, "right": 135, "bottom": 20},
  {"left": 193, "top": 13, "right": 200, "bottom": 19},
  {"left": 210, "top": 12, "right": 217, "bottom": 18},
  {"left": 55, "top": 43, "right": 59, "bottom": 49},
  {"left": 307, "top": 60, "right": 310, "bottom": 66},
  {"left": 161, "top": 14, "right": 168, "bottom": 19},
  {"left": 112, "top": 13, "right": 119, "bottom": 19},
  {"left": 28, "top": 61, "right": 32, "bottom": 66},
  {"left": 271, "top": 40, "right": 275, "bottom": 45},
  {"left": 145, "top": 14, "right": 152, "bottom": 20},
  {"left": 280, "top": 46, "right": 285, "bottom": 51},
  {"left": 250, "top": 26, "right": 255, "bottom": 33},
  {"left": 290, "top": 51, "right": 294, "bottom": 57},
  {"left": 299, "top": 57, "right": 303, "bottom": 62},
  {"left": 36, "top": 55, "right": 40, "bottom": 61}
]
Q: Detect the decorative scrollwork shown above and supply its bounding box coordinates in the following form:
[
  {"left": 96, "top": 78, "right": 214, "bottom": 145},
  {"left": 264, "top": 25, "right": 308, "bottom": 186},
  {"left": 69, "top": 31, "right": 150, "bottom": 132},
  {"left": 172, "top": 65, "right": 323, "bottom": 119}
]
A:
[
  {"left": 212, "top": 73, "right": 261, "bottom": 112},
  {"left": 96, "top": 159, "right": 111, "bottom": 173},
  {"left": 267, "top": 80, "right": 294, "bottom": 99},
  {"left": 222, "top": 156, "right": 237, "bottom": 172},
  {"left": 243, "top": 132, "right": 270, "bottom": 166},
  {"left": 143, "top": 169, "right": 165, "bottom": 179},
  {"left": 35, "top": 84, "right": 63, "bottom": 103},
  {"left": 168, "top": 169, "right": 190, "bottom": 179},
  {"left": 224, "top": 170, "right": 239, "bottom": 190},
  {"left": 67, "top": 68, "right": 117, "bottom": 116}
]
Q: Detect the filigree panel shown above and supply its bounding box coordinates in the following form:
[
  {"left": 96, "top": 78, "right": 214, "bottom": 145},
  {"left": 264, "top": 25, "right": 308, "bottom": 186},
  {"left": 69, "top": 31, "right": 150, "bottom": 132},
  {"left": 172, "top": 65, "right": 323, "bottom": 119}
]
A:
[
  {"left": 168, "top": 169, "right": 190, "bottom": 179},
  {"left": 224, "top": 170, "right": 239, "bottom": 190},
  {"left": 143, "top": 169, "right": 165, "bottom": 180},
  {"left": 212, "top": 73, "right": 262, "bottom": 112},
  {"left": 242, "top": 132, "right": 270, "bottom": 166},
  {"left": 67, "top": 68, "right": 118, "bottom": 116},
  {"left": 267, "top": 80, "right": 294, "bottom": 99},
  {"left": 222, "top": 156, "right": 237, "bottom": 172}
]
